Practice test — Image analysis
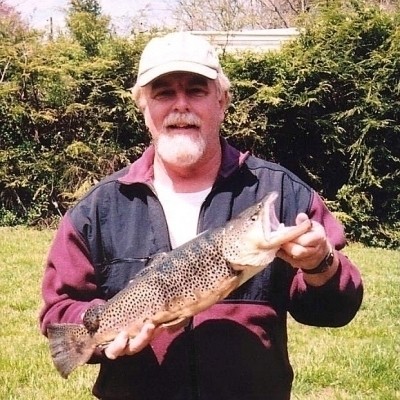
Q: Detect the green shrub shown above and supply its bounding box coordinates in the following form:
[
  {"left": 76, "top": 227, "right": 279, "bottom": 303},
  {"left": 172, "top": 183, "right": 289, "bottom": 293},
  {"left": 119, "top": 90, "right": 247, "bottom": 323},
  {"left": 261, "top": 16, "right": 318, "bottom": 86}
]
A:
[
  {"left": 221, "top": 0, "right": 399, "bottom": 248},
  {"left": 0, "top": 1, "right": 399, "bottom": 248}
]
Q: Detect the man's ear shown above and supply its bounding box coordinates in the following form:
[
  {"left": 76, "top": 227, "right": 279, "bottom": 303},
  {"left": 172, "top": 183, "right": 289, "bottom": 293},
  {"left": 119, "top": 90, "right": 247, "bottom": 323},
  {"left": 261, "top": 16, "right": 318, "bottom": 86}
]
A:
[{"left": 218, "top": 91, "right": 230, "bottom": 121}]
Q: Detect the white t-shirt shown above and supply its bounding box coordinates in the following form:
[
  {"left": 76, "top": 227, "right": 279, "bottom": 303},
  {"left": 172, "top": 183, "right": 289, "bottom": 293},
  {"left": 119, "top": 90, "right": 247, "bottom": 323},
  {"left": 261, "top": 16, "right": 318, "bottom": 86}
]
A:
[{"left": 153, "top": 180, "right": 212, "bottom": 249}]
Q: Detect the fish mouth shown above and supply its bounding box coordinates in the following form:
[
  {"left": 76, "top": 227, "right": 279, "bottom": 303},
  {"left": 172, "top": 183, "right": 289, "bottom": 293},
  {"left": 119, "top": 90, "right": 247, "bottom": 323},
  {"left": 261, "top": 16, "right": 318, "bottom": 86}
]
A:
[
  {"left": 261, "top": 192, "right": 312, "bottom": 247},
  {"left": 262, "top": 192, "right": 281, "bottom": 234}
]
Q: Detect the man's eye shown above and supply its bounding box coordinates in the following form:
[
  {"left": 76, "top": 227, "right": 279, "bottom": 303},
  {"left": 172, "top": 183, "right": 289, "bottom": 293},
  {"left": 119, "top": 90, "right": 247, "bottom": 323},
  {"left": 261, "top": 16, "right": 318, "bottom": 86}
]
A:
[
  {"left": 154, "top": 90, "right": 173, "bottom": 99},
  {"left": 188, "top": 87, "right": 207, "bottom": 96}
]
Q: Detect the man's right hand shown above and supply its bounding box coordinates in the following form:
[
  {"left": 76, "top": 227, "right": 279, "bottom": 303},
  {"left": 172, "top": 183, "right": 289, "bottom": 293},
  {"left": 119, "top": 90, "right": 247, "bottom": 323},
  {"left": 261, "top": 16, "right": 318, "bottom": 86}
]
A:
[{"left": 104, "top": 322, "right": 161, "bottom": 359}]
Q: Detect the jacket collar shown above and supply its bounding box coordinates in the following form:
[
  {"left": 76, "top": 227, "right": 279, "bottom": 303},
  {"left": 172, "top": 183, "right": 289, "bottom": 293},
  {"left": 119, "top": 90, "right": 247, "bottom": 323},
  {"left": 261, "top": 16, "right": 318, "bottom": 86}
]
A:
[{"left": 118, "top": 137, "right": 249, "bottom": 185}]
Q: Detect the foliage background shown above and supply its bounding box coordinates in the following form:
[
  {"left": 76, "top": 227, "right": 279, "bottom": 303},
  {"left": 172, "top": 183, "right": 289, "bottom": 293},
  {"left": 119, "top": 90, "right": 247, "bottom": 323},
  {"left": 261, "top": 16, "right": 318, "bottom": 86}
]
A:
[{"left": 0, "top": 0, "right": 399, "bottom": 248}]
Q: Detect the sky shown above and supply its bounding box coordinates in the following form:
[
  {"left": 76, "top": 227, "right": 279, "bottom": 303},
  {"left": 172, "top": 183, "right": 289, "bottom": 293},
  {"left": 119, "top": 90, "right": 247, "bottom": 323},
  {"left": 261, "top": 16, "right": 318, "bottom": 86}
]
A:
[{"left": 5, "top": 0, "right": 173, "bottom": 34}]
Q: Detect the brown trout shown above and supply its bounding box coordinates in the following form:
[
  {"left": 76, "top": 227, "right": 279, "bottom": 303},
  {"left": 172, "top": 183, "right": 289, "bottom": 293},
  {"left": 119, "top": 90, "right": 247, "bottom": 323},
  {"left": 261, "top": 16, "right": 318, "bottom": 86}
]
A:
[{"left": 47, "top": 192, "right": 311, "bottom": 378}]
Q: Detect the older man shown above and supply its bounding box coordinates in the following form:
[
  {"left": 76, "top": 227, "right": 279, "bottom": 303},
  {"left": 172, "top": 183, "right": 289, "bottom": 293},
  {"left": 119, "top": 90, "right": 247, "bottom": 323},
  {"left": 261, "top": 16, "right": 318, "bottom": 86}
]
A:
[{"left": 40, "top": 32, "right": 363, "bottom": 400}]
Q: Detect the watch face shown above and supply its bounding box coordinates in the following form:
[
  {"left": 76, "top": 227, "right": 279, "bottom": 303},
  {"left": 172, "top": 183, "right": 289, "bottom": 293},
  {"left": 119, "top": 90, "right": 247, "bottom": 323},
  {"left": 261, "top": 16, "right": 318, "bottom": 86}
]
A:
[
  {"left": 321, "top": 250, "right": 334, "bottom": 271},
  {"left": 326, "top": 251, "right": 334, "bottom": 266}
]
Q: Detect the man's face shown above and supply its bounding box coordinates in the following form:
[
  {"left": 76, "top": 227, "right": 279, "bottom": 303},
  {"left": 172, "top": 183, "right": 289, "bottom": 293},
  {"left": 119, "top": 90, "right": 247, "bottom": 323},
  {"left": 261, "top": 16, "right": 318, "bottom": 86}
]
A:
[{"left": 141, "top": 72, "right": 227, "bottom": 168}]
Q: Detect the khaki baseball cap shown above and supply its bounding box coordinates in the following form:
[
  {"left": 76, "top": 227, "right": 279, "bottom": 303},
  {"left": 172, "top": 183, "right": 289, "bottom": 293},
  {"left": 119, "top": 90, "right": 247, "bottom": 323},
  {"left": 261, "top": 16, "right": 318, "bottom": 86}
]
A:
[{"left": 136, "top": 32, "right": 221, "bottom": 86}]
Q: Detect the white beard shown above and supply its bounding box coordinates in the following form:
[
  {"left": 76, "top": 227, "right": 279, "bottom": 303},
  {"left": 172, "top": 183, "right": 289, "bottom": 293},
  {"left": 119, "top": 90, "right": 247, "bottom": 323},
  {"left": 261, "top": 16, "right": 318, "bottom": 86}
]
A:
[
  {"left": 154, "top": 112, "right": 206, "bottom": 167},
  {"left": 155, "top": 132, "right": 206, "bottom": 167}
]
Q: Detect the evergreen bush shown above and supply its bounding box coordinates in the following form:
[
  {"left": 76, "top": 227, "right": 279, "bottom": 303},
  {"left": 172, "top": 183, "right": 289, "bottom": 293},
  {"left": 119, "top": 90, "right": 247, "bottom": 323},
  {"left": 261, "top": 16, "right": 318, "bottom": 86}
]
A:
[{"left": 0, "top": 1, "right": 398, "bottom": 248}]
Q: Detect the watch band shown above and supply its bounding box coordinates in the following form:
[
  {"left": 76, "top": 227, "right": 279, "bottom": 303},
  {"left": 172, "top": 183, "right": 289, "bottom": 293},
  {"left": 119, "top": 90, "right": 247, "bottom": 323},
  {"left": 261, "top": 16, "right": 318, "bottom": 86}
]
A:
[{"left": 301, "top": 247, "right": 335, "bottom": 275}]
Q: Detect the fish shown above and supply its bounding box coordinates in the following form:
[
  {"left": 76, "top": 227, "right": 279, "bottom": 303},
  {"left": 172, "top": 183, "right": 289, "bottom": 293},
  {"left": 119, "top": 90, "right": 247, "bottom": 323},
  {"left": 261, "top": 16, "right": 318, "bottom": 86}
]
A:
[{"left": 46, "top": 191, "right": 311, "bottom": 378}]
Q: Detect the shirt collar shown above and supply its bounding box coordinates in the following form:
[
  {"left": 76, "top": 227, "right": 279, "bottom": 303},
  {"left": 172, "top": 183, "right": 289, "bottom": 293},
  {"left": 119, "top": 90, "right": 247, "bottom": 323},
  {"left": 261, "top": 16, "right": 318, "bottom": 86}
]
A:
[{"left": 118, "top": 137, "right": 249, "bottom": 185}]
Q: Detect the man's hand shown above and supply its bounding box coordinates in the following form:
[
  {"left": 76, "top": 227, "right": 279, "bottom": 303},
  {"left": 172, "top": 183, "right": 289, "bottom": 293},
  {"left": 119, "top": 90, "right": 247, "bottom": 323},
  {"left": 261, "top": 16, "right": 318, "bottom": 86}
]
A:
[
  {"left": 277, "top": 213, "right": 338, "bottom": 285},
  {"left": 104, "top": 322, "right": 162, "bottom": 360}
]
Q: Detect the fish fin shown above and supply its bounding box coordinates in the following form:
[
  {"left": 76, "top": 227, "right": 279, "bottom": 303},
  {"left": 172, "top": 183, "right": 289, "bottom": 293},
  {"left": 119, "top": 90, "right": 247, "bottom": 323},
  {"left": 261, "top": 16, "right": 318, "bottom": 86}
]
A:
[
  {"left": 161, "top": 317, "right": 190, "bottom": 331},
  {"left": 83, "top": 303, "right": 106, "bottom": 333},
  {"left": 47, "top": 323, "right": 96, "bottom": 379}
]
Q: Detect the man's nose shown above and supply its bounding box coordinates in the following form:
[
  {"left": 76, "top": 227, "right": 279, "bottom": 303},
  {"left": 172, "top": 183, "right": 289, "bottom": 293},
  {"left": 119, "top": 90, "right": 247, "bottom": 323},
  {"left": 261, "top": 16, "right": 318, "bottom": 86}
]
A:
[{"left": 173, "top": 92, "right": 190, "bottom": 111}]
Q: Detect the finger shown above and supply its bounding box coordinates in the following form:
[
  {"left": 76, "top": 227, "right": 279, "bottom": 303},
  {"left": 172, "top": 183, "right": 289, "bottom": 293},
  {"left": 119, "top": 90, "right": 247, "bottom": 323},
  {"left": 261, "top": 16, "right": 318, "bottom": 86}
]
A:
[
  {"left": 290, "top": 222, "right": 326, "bottom": 249},
  {"left": 280, "top": 240, "right": 311, "bottom": 258},
  {"left": 104, "top": 330, "right": 129, "bottom": 360},
  {"left": 282, "top": 238, "right": 325, "bottom": 260},
  {"left": 125, "top": 322, "right": 157, "bottom": 355},
  {"left": 276, "top": 248, "right": 292, "bottom": 264},
  {"left": 295, "top": 213, "right": 309, "bottom": 225}
]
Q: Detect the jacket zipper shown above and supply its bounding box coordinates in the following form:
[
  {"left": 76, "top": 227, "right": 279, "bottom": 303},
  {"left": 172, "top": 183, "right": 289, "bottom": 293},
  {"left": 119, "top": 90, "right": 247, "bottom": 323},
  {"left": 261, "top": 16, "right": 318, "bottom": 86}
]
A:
[{"left": 183, "top": 192, "right": 217, "bottom": 400}]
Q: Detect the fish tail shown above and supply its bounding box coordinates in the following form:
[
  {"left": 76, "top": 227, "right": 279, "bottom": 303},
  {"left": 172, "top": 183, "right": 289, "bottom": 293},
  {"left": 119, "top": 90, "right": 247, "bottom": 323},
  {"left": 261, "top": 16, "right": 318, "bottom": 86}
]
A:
[{"left": 47, "top": 323, "right": 96, "bottom": 379}]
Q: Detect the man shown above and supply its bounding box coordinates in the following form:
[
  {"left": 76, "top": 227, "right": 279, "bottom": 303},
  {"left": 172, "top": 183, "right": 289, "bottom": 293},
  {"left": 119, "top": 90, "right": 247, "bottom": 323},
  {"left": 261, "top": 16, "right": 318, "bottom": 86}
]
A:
[{"left": 40, "top": 32, "right": 363, "bottom": 400}]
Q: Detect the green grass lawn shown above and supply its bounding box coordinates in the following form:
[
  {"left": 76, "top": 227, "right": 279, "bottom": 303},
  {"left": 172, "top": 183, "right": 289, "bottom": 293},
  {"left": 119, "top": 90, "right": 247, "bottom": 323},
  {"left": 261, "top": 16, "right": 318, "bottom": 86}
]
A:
[{"left": 0, "top": 227, "right": 399, "bottom": 399}]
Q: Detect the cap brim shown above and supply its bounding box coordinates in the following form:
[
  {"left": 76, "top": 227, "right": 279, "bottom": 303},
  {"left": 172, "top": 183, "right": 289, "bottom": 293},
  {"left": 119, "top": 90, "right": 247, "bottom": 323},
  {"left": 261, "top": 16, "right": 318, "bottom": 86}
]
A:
[{"left": 137, "top": 61, "right": 218, "bottom": 86}]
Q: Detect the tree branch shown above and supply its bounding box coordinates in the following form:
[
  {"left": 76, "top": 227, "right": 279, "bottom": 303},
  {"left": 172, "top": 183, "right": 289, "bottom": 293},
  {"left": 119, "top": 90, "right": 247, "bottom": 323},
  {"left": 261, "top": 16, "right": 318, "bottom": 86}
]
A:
[
  {"left": 0, "top": 57, "right": 11, "bottom": 83},
  {"left": 265, "top": 0, "right": 289, "bottom": 28}
]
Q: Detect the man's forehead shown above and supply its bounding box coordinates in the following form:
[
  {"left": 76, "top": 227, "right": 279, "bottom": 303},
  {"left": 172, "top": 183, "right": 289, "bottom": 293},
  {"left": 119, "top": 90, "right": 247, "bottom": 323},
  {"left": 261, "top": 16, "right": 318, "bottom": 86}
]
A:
[{"left": 150, "top": 73, "right": 210, "bottom": 88}]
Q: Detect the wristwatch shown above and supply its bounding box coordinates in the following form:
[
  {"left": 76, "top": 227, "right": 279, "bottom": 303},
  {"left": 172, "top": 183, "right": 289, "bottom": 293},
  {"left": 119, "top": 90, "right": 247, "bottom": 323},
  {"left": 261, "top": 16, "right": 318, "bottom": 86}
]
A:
[{"left": 301, "top": 247, "right": 335, "bottom": 275}]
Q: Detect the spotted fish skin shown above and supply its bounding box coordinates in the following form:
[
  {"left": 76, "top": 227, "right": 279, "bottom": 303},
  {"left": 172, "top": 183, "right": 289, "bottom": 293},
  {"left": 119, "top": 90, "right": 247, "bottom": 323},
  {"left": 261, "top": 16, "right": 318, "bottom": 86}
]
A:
[{"left": 47, "top": 192, "right": 311, "bottom": 378}]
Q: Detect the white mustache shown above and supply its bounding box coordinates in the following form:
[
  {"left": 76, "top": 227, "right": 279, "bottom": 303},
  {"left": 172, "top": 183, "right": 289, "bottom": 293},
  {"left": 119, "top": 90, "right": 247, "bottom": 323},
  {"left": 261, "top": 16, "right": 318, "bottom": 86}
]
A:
[{"left": 163, "top": 112, "right": 201, "bottom": 128}]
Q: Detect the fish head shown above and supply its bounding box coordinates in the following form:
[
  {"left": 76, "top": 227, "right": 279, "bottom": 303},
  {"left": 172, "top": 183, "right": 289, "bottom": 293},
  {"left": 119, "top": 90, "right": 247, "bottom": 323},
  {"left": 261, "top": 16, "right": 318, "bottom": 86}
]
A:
[{"left": 223, "top": 192, "right": 311, "bottom": 270}]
